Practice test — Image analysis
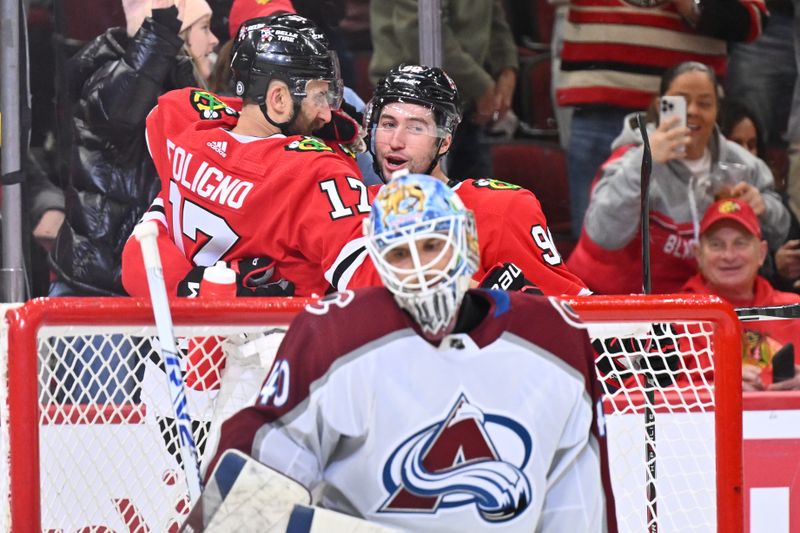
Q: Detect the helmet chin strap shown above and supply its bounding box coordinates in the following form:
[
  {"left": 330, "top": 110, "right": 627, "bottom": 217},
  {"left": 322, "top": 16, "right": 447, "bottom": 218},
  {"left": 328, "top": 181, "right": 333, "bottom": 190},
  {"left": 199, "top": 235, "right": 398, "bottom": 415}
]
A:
[
  {"left": 425, "top": 137, "right": 447, "bottom": 176},
  {"left": 259, "top": 101, "right": 302, "bottom": 136}
]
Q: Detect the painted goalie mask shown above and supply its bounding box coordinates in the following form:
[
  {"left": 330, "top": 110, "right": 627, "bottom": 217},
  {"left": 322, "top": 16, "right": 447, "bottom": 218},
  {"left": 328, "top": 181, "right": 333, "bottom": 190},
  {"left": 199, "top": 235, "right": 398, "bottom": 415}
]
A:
[{"left": 365, "top": 173, "right": 479, "bottom": 337}]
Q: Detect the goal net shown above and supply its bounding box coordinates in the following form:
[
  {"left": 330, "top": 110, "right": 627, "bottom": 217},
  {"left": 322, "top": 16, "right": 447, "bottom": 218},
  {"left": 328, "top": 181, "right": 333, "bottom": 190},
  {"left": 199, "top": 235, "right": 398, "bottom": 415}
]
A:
[{"left": 1, "top": 294, "right": 741, "bottom": 531}]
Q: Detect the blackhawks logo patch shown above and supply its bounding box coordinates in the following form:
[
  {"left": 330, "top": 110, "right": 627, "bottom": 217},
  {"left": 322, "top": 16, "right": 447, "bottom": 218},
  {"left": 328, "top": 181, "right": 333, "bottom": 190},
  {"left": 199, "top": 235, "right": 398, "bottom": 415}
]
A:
[
  {"left": 285, "top": 137, "right": 334, "bottom": 153},
  {"left": 338, "top": 143, "right": 357, "bottom": 159},
  {"left": 190, "top": 90, "right": 238, "bottom": 120},
  {"left": 472, "top": 178, "right": 521, "bottom": 191}
]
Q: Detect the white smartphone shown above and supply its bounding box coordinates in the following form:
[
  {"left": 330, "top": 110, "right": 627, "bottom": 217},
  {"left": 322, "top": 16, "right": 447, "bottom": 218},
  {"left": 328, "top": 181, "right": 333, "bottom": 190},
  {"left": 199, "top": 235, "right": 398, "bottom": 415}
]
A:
[
  {"left": 659, "top": 95, "right": 687, "bottom": 130},
  {"left": 659, "top": 95, "right": 687, "bottom": 154}
]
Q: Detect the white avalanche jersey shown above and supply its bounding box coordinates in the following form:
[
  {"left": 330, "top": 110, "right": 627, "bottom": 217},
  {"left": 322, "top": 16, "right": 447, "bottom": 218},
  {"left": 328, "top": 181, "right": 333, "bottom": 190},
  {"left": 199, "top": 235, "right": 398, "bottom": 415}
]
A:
[{"left": 214, "top": 288, "right": 616, "bottom": 532}]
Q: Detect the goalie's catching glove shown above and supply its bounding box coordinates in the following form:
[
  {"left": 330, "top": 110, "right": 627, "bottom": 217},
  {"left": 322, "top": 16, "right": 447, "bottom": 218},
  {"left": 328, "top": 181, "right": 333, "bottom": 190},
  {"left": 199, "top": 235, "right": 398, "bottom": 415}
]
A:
[
  {"left": 177, "top": 257, "right": 295, "bottom": 298},
  {"left": 479, "top": 262, "right": 543, "bottom": 295}
]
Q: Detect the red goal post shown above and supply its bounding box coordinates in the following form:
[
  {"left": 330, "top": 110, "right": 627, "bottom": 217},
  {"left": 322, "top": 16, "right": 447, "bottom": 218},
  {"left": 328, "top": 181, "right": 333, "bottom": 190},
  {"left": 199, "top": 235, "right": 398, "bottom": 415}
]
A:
[{"left": 2, "top": 294, "right": 742, "bottom": 532}]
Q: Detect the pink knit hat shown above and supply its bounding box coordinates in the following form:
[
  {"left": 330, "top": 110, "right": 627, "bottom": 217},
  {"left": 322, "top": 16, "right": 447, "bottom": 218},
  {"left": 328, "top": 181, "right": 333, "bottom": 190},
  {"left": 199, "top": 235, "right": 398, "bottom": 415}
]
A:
[{"left": 178, "top": 0, "right": 213, "bottom": 33}]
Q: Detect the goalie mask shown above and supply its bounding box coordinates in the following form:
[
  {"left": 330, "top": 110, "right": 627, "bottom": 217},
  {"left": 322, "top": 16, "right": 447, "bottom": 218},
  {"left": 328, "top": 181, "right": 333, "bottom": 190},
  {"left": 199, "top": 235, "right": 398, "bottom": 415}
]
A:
[
  {"left": 364, "top": 64, "right": 462, "bottom": 181},
  {"left": 365, "top": 173, "right": 479, "bottom": 338},
  {"left": 230, "top": 15, "right": 343, "bottom": 134}
]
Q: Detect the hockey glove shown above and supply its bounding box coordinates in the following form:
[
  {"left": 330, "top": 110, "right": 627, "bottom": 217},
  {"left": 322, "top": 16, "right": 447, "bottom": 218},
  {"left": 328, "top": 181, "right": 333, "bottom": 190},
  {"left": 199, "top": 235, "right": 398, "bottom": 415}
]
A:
[
  {"left": 232, "top": 257, "right": 295, "bottom": 297},
  {"left": 593, "top": 323, "right": 679, "bottom": 391},
  {"left": 479, "top": 262, "right": 543, "bottom": 295},
  {"left": 313, "top": 104, "right": 366, "bottom": 153},
  {"left": 176, "top": 257, "right": 295, "bottom": 298}
]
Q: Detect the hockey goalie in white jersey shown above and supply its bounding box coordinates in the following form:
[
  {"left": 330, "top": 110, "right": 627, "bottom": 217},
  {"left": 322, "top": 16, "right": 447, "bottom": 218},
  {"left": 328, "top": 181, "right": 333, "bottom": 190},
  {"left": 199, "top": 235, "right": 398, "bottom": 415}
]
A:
[{"left": 207, "top": 173, "right": 617, "bottom": 532}]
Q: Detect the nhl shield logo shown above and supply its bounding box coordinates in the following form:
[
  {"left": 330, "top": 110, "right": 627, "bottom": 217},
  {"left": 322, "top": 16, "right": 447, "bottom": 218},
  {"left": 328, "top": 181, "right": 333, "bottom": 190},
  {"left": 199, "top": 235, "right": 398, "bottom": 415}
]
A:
[{"left": 379, "top": 393, "right": 532, "bottom": 522}]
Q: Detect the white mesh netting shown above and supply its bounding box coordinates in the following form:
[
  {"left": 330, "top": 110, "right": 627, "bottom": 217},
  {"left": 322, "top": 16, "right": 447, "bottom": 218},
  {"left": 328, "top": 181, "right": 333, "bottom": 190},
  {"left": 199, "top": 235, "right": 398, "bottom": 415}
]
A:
[
  {"left": 36, "top": 324, "right": 285, "bottom": 532},
  {"left": 590, "top": 320, "right": 718, "bottom": 533}
]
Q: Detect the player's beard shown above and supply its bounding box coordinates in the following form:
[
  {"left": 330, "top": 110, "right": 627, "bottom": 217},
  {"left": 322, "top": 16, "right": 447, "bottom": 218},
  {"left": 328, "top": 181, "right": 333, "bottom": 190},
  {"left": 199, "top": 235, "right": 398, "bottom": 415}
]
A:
[{"left": 285, "top": 109, "right": 328, "bottom": 137}]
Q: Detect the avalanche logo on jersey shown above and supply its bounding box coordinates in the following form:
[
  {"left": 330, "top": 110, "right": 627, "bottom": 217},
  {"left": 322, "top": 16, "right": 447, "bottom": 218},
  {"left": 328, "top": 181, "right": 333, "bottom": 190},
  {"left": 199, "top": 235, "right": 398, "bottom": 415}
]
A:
[
  {"left": 379, "top": 393, "right": 532, "bottom": 523},
  {"left": 472, "top": 178, "right": 520, "bottom": 191},
  {"left": 190, "top": 90, "right": 238, "bottom": 120},
  {"left": 285, "top": 137, "right": 334, "bottom": 153}
]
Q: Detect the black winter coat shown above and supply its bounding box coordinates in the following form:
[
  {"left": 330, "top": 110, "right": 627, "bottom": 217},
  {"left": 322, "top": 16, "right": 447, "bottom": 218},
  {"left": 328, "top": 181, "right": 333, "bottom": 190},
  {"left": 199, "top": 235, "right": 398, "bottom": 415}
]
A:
[{"left": 51, "top": 15, "right": 195, "bottom": 295}]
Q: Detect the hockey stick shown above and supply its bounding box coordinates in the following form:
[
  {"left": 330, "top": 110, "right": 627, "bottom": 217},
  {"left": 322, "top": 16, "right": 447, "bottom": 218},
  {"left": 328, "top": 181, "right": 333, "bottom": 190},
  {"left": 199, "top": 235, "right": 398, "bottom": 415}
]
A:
[
  {"left": 736, "top": 303, "right": 800, "bottom": 322},
  {"left": 635, "top": 112, "right": 658, "bottom": 531},
  {"left": 134, "top": 221, "right": 203, "bottom": 502},
  {"left": 637, "top": 113, "right": 653, "bottom": 295}
]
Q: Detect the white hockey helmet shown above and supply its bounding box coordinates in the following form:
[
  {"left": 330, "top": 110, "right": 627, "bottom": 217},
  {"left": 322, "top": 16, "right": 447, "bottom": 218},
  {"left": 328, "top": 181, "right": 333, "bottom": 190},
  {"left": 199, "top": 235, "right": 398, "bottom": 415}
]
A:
[{"left": 364, "top": 173, "right": 479, "bottom": 337}]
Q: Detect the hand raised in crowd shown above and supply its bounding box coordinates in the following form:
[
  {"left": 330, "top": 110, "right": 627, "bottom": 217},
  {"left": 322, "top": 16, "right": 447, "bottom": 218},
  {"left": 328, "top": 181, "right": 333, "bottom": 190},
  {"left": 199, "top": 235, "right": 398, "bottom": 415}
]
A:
[
  {"left": 775, "top": 239, "right": 800, "bottom": 288},
  {"left": 767, "top": 365, "right": 800, "bottom": 391},
  {"left": 153, "top": 0, "right": 175, "bottom": 8},
  {"left": 729, "top": 181, "right": 766, "bottom": 216},
  {"left": 649, "top": 116, "right": 690, "bottom": 164},
  {"left": 742, "top": 364, "right": 764, "bottom": 391}
]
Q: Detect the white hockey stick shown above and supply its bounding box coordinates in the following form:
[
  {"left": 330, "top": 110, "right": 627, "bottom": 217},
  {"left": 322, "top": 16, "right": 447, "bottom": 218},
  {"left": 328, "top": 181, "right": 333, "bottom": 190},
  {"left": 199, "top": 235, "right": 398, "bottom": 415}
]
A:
[{"left": 134, "top": 221, "right": 203, "bottom": 502}]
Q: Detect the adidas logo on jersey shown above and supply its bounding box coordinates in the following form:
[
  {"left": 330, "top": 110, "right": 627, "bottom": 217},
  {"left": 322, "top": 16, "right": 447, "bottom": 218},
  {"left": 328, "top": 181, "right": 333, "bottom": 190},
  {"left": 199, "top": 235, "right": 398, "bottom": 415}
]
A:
[{"left": 207, "top": 140, "right": 228, "bottom": 158}]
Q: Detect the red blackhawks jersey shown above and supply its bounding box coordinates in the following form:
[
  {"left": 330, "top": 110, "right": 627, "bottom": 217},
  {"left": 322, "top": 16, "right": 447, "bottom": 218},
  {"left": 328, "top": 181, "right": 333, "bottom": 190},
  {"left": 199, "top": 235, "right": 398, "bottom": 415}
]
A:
[
  {"left": 452, "top": 178, "right": 589, "bottom": 296},
  {"left": 213, "top": 289, "right": 616, "bottom": 532},
  {"left": 122, "top": 88, "right": 381, "bottom": 297}
]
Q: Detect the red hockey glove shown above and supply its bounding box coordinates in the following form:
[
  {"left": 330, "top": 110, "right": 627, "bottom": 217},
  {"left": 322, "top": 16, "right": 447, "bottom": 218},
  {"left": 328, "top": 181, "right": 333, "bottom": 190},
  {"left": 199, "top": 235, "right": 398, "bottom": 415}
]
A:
[
  {"left": 314, "top": 108, "right": 360, "bottom": 145},
  {"left": 479, "top": 262, "right": 543, "bottom": 295}
]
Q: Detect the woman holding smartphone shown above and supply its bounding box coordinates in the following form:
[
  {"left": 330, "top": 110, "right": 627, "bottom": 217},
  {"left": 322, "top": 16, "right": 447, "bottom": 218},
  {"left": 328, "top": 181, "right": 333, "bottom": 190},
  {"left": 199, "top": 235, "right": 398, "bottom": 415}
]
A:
[{"left": 566, "top": 61, "right": 790, "bottom": 295}]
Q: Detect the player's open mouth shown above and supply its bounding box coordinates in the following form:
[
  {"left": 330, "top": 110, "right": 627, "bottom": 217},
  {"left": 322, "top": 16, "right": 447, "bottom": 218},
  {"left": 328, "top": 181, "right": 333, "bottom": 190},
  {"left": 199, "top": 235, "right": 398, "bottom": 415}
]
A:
[{"left": 385, "top": 156, "right": 408, "bottom": 171}]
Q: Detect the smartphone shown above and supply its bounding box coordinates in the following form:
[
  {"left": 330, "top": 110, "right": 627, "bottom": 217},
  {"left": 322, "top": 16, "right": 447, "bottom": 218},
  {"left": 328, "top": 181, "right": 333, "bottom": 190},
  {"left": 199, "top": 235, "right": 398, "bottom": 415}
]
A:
[
  {"left": 659, "top": 95, "right": 687, "bottom": 155},
  {"left": 659, "top": 95, "right": 687, "bottom": 130},
  {"left": 772, "top": 342, "right": 795, "bottom": 383}
]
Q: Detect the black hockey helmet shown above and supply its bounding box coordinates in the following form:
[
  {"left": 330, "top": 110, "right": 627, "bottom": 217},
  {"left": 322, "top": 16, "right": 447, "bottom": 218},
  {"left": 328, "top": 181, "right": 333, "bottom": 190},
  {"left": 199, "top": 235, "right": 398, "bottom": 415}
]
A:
[
  {"left": 365, "top": 65, "right": 462, "bottom": 180},
  {"left": 365, "top": 64, "right": 462, "bottom": 136},
  {"left": 230, "top": 15, "right": 343, "bottom": 120}
]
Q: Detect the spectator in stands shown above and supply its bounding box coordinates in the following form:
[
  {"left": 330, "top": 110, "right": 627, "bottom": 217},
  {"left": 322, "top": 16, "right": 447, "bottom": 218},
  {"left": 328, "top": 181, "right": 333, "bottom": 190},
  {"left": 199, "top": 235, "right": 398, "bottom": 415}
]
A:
[
  {"left": 719, "top": 100, "right": 800, "bottom": 293},
  {"left": 567, "top": 61, "right": 790, "bottom": 295},
  {"left": 369, "top": 0, "right": 518, "bottom": 181},
  {"left": 682, "top": 198, "right": 800, "bottom": 391},
  {"left": 558, "top": 0, "right": 767, "bottom": 239},
  {"left": 725, "top": 0, "right": 795, "bottom": 155},
  {"left": 49, "top": 0, "right": 216, "bottom": 296},
  {"left": 719, "top": 99, "right": 767, "bottom": 160}
]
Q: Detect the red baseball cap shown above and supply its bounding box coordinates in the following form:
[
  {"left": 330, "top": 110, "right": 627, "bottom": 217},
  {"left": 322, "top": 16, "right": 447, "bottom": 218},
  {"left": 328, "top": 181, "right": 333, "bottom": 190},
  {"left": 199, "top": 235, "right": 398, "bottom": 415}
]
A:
[
  {"left": 228, "top": 0, "right": 296, "bottom": 39},
  {"left": 699, "top": 198, "right": 762, "bottom": 239}
]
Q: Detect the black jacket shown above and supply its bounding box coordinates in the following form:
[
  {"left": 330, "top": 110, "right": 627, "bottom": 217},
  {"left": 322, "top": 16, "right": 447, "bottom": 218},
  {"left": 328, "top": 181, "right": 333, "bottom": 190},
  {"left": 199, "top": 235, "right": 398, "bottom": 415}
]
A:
[{"left": 51, "top": 12, "right": 195, "bottom": 295}]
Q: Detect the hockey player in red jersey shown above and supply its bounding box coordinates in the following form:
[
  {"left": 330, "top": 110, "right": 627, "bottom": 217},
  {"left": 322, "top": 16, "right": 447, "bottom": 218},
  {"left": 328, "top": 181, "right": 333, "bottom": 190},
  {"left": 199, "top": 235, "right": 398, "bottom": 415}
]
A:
[
  {"left": 121, "top": 15, "right": 381, "bottom": 297},
  {"left": 364, "top": 64, "right": 590, "bottom": 296},
  {"left": 210, "top": 173, "right": 616, "bottom": 532}
]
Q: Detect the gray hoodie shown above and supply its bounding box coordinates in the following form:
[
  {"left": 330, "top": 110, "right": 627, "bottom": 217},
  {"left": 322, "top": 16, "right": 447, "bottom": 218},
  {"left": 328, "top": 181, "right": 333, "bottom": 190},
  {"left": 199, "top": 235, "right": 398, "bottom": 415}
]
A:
[{"left": 584, "top": 113, "right": 790, "bottom": 251}]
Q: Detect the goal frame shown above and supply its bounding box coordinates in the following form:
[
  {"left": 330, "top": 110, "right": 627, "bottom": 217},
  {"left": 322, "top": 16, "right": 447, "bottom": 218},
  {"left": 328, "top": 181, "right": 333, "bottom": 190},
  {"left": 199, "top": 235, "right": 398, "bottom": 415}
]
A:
[
  {"left": 561, "top": 293, "right": 743, "bottom": 533},
  {"left": 4, "top": 294, "right": 742, "bottom": 532}
]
